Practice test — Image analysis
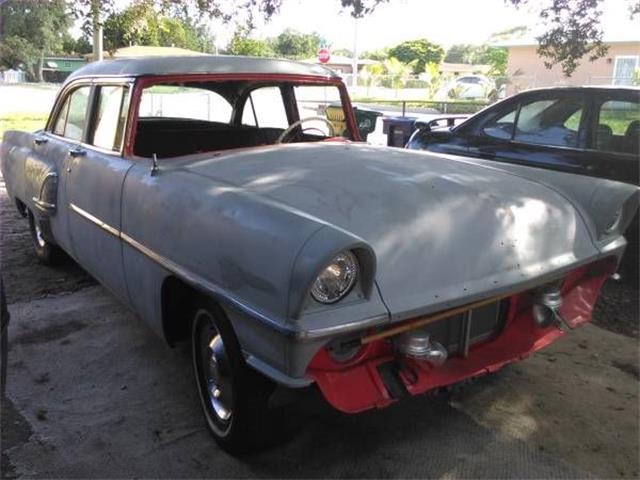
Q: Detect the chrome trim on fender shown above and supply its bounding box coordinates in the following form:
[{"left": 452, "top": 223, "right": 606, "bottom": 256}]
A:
[
  {"left": 32, "top": 197, "right": 56, "bottom": 212},
  {"left": 244, "top": 353, "right": 314, "bottom": 387},
  {"left": 32, "top": 172, "right": 58, "bottom": 213},
  {"left": 69, "top": 203, "right": 120, "bottom": 237},
  {"left": 68, "top": 202, "right": 382, "bottom": 342}
]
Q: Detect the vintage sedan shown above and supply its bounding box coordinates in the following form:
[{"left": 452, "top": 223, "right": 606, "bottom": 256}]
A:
[{"left": 1, "top": 56, "right": 638, "bottom": 453}]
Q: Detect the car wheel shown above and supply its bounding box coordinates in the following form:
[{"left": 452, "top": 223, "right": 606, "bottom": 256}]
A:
[
  {"left": 27, "top": 209, "right": 63, "bottom": 265},
  {"left": 191, "top": 300, "right": 274, "bottom": 454}
]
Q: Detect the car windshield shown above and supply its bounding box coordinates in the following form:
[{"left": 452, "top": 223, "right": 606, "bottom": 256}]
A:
[{"left": 134, "top": 78, "right": 351, "bottom": 158}]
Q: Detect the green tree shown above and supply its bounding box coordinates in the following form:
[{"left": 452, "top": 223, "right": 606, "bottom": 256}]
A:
[
  {"left": 383, "top": 57, "right": 415, "bottom": 95},
  {"left": 360, "top": 48, "right": 390, "bottom": 61},
  {"left": 269, "top": 29, "right": 321, "bottom": 59},
  {"left": 478, "top": 47, "right": 508, "bottom": 77},
  {"left": 388, "top": 39, "right": 444, "bottom": 74},
  {"left": 0, "top": 0, "right": 72, "bottom": 82},
  {"left": 62, "top": 33, "right": 93, "bottom": 55},
  {"left": 102, "top": 1, "right": 213, "bottom": 53},
  {"left": 444, "top": 45, "right": 476, "bottom": 64},
  {"left": 423, "top": 62, "right": 444, "bottom": 99},
  {"left": 226, "top": 29, "right": 275, "bottom": 57},
  {"left": 360, "top": 62, "right": 385, "bottom": 95}
]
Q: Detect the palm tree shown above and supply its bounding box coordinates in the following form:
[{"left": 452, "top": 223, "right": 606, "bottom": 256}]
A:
[
  {"left": 423, "top": 62, "right": 443, "bottom": 100},
  {"left": 383, "top": 57, "right": 415, "bottom": 97},
  {"left": 361, "top": 63, "right": 385, "bottom": 96}
]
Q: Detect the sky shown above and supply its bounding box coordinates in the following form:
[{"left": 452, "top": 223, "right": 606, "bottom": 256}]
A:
[{"left": 107, "top": 0, "right": 639, "bottom": 52}]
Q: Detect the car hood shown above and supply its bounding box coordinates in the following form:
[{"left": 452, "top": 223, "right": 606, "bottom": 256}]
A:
[{"left": 184, "top": 143, "right": 599, "bottom": 320}]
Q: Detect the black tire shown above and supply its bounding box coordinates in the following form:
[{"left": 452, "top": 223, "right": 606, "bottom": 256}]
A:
[
  {"left": 27, "top": 209, "right": 63, "bottom": 265},
  {"left": 191, "top": 300, "right": 274, "bottom": 454}
]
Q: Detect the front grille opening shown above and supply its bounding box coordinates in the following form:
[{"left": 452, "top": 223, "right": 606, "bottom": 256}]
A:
[{"left": 417, "top": 300, "right": 508, "bottom": 357}]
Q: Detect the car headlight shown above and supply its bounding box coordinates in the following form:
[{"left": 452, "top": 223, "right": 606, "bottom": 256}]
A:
[
  {"left": 310, "top": 251, "right": 359, "bottom": 304},
  {"left": 604, "top": 207, "right": 623, "bottom": 235}
]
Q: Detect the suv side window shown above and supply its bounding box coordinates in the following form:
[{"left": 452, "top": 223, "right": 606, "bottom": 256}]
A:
[
  {"left": 482, "top": 107, "right": 517, "bottom": 140},
  {"left": 513, "top": 97, "right": 584, "bottom": 148},
  {"left": 593, "top": 99, "right": 640, "bottom": 155},
  {"left": 92, "top": 85, "right": 130, "bottom": 151},
  {"left": 52, "top": 86, "right": 91, "bottom": 141},
  {"left": 242, "top": 87, "right": 288, "bottom": 128}
]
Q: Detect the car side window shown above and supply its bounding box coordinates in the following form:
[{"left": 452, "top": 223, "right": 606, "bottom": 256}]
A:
[
  {"left": 482, "top": 107, "right": 517, "bottom": 140},
  {"left": 242, "top": 87, "right": 288, "bottom": 128},
  {"left": 513, "top": 97, "right": 584, "bottom": 148},
  {"left": 64, "top": 87, "right": 91, "bottom": 142},
  {"left": 138, "top": 85, "right": 232, "bottom": 123},
  {"left": 92, "top": 85, "right": 130, "bottom": 152},
  {"left": 593, "top": 99, "right": 640, "bottom": 155},
  {"left": 52, "top": 86, "right": 91, "bottom": 141}
]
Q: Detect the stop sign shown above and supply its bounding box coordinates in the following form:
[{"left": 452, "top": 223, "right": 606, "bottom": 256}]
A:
[{"left": 318, "top": 48, "right": 330, "bottom": 64}]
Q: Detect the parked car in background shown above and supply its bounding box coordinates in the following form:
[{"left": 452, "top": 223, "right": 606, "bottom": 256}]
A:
[
  {"left": 436, "top": 74, "right": 496, "bottom": 100},
  {"left": 2, "top": 58, "right": 638, "bottom": 454},
  {"left": 408, "top": 86, "right": 640, "bottom": 185},
  {"left": 408, "top": 85, "right": 640, "bottom": 264}
]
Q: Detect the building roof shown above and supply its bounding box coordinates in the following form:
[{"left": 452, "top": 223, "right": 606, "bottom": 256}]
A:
[{"left": 67, "top": 55, "right": 338, "bottom": 82}]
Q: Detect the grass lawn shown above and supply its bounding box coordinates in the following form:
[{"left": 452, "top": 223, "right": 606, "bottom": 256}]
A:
[{"left": 0, "top": 114, "right": 48, "bottom": 139}]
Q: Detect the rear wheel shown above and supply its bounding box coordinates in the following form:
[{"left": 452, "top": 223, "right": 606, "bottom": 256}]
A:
[
  {"left": 27, "top": 209, "right": 63, "bottom": 265},
  {"left": 191, "top": 300, "right": 274, "bottom": 454}
]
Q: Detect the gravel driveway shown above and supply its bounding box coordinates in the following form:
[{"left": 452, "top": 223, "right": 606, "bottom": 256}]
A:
[{"left": 1, "top": 174, "right": 638, "bottom": 479}]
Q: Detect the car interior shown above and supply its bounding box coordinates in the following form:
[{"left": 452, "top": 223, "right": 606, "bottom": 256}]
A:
[{"left": 133, "top": 80, "right": 348, "bottom": 158}]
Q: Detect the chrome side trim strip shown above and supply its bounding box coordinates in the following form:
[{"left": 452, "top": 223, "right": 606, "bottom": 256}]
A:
[
  {"left": 68, "top": 202, "right": 379, "bottom": 342},
  {"left": 32, "top": 197, "right": 56, "bottom": 212},
  {"left": 69, "top": 203, "right": 120, "bottom": 237}
]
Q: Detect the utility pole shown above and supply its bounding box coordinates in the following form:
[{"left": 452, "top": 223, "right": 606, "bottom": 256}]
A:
[
  {"left": 92, "top": 0, "right": 103, "bottom": 62},
  {"left": 351, "top": 17, "right": 358, "bottom": 89}
]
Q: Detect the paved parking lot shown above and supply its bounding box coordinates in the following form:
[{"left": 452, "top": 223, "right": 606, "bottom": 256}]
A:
[{"left": 1, "top": 176, "right": 638, "bottom": 479}]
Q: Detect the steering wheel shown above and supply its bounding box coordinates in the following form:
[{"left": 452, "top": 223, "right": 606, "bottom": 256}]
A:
[{"left": 276, "top": 116, "right": 336, "bottom": 144}]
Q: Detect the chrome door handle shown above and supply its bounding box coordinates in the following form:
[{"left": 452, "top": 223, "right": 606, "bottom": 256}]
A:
[
  {"left": 69, "top": 147, "right": 86, "bottom": 158},
  {"left": 33, "top": 137, "right": 48, "bottom": 146}
]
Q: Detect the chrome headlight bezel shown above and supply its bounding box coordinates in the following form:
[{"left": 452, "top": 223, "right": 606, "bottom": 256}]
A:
[{"left": 310, "top": 250, "right": 359, "bottom": 304}]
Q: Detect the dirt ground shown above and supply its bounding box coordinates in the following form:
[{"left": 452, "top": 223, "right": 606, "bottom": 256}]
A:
[{"left": 1, "top": 174, "right": 639, "bottom": 479}]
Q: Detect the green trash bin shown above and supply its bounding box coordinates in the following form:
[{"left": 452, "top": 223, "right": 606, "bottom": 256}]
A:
[{"left": 353, "top": 106, "right": 383, "bottom": 141}]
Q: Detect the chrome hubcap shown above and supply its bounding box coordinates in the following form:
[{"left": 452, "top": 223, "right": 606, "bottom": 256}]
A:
[
  {"left": 34, "top": 222, "right": 46, "bottom": 248},
  {"left": 194, "top": 311, "right": 234, "bottom": 433},
  {"left": 206, "top": 335, "right": 233, "bottom": 422}
]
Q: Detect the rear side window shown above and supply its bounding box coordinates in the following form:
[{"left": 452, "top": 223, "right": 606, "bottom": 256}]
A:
[
  {"left": 52, "top": 86, "right": 91, "bottom": 141},
  {"left": 92, "top": 85, "right": 129, "bottom": 151},
  {"left": 138, "top": 85, "right": 232, "bottom": 123},
  {"left": 593, "top": 99, "right": 640, "bottom": 155},
  {"left": 513, "top": 97, "right": 584, "bottom": 148},
  {"left": 242, "top": 87, "right": 288, "bottom": 128}
]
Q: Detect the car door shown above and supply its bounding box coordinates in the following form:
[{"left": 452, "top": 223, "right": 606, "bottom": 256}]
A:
[
  {"left": 578, "top": 89, "right": 639, "bottom": 185},
  {"left": 33, "top": 84, "right": 94, "bottom": 253},
  {"left": 65, "top": 82, "right": 134, "bottom": 303},
  {"left": 467, "top": 91, "right": 590, "bottom": 175}
]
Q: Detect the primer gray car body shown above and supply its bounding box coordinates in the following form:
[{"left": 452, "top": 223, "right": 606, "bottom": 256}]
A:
[{"left": 1, "top": 56, "right": 638, "bottom": 388}]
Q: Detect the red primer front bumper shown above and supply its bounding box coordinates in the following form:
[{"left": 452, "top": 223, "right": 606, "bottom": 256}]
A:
[{"left": 308, "top": 259, "right": 615, "bottom": 414}]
